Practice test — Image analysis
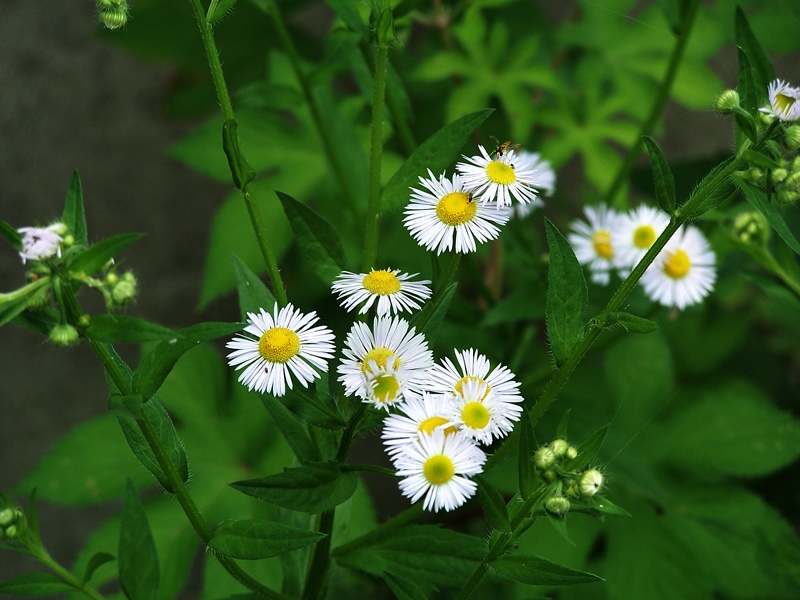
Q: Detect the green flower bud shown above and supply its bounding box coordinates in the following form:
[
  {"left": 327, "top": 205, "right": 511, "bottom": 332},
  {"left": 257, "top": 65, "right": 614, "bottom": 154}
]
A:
[
  {"left": 99, "top": 4, "right": 129, "bottom": 30},
  {"left": 715, "top": 89, "right": 740, "bottom": 114},
  {"left": 3, "top": 525, "right": 17, "bottom": 539},
  {"left": 784, "top": 125, "right": 800, "bottom": 151},
  {"left": 49, "top": 323, "right": 80, "bottom": 347},
  {"left": 776, "top": 188, "right": 800, "bottom": 205},
  {"left": 566, "top": 445, "right": 578, "bottom": 460},
  {"left": 26, "top": 288, "right": 51, "bottom": 310},
  {"left": 549, "top": 439, "right": 569, "bottom": 458},
  {"left": 545, "top": 495, "right": 570, "bottom": 515},
  {"left": 747, "top": 167, "right": 765, "bottom": 186},
  {"left": 78, "top": 314, "right": 92, "bottom": 328},
  {"left": 784, "top": 171, "right": 800, "bottom": 192},
  {"left": 533, "top": 447, "right": 557, "bottom": 469},
  {"left": 105, "top": 272, "right": 119, "bottom": 285},
  {"left": 542, "top": 468, "right": 558, "bottom": 483},
  {"left": 771, "top": 168, "right": 788, "bottom": 184},
  {"left": 733, "top": 211, "right": 770, "bottom": 246},
  {"left": 0, "top": 508, "right": 15, "bottom": 527},
  {"left": 110, "top": 272, "right": 137, "bottom": 307},
  {"left": 579, "top": 469, "right": 604, "bottom": 497},
  {"left": 62, "top": 234, "right": 75, "bottom": 247},
  {"left": 759, "top": 111, "right": 774, "bottom": 127}
]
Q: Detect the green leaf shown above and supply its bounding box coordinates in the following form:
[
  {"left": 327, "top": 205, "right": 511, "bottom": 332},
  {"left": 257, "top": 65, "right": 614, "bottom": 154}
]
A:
[
  {"left": 335, "top": 525, "right": 485, "bottom": 589},
  {"left": 231, "top": 463, "right": 358, "bottom": 513},
  {"left": 84, "top": 315, "right": 175, "bottom": 344},
  {"left": 67, "top": 233, "right": 145, "bottom": 277},
  {"left": 646, "top": 380, "right": 800, "bottom": 476},
  {"left": 643, "top": 137, "right": 676, "bottom": 214},
  {"left": 82, "top": 552, "right": 116, "bottom": 584},
  {"left": 544, "top": 218, "right": 588, "bottom": 367},
  {"left": 119, "top": 479, "right": 160, "bottom": 600},
  {"left": 382, "top": 571, "right": 431, "bottom": 600},
  {"left": 594, "top": 311, "right": 658, "bottom": 334},
  {"left": 222, "top": 119, "right": 256, "bottom": 189},
  {"left": 132, "top": 321, "right": 242, "bottom": 400},
  {"left": 108, "top": 394, "right": 144, "bottom": 420},
  {"left": 208, "top": 519, "right": 326, "bottom": 559},
  {"left": 475, "top": 475, "right": 511, "bottom": 532},
  {"left": 556, "top": 409, "right": 571, "bottom": 440},
  {"left": 589, "top": 496, "right": 631, "bottom": 517},
  {"left": 209, "top": 0, "right": 241, "bottom": 25},
  {"left": 742, "top": 149, "right": 781, "bottom": 171},
  {"left": 563, "top": 424, "right": 610, "bottom": 473},
  {"left": 0, "top": 218, "right": 22, "bottom": 249},
  {"left": 231, "top": 254, "right": 276, "bottom": 320},
  {"left": 491, "top": 552, "right": 603, "bottom": 586},
  {"left": 277, "top": 191, "right": 346, "bottom": 285},
  {"left": 259, "top": 395, "right": 322, "bottom": 464},
  {"left": 738, "top": 178, "right": 800, "bottom": 257},
  {"left": 62, "top": 169, "right": 88, "bottom": 246},
  {"left": 0, "top": 573, "right": 74, "bottom": 596},
  {"left": 734, "top": 6, "right": 775, "bottom": 95},
  {"left": 417, "top": 282, "right": 457, "bottom": 345},
  {"left": 325, "top": 0, "right": 366, "bottom": 32},
  {"left": 735, "top": 47, "right": 758, "bottom": 114},
  {"left": 114, "top": 398, "right": 189, "bottom": 493},
  {"left": 518, "top": 411, "right": 535, "bottom": 499},
  {"left": 381, "top": 109, "right": 493, "bottom": 212},
  {"left": 680, "top": 157, "right": 738, "bottom": 219}
]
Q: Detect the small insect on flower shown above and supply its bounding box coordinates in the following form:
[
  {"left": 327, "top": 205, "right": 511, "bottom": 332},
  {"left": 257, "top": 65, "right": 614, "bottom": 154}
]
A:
[
  {"left": 489, "top": 135, "right": 521, "bottom": 158},
  {"left": 456, "top": 144, "right": 544, "bottom": 209}
]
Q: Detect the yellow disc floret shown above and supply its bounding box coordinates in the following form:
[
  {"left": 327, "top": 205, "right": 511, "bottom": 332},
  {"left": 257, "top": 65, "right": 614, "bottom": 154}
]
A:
[
  {"left": 418, "top": 416, "right": 457, "bottom": 436},
  {"left": 486, "top": 161, "right": 517, "bottom": 185},
  {"left": 423, "top": 454, "right": 455, "bottom": 485},
  {"left": 663, "top": 249, "right": 691, "bottom": 279},
  {"left": 370, "top": 373, "right": 401, "bottom": 404},
  {"left": 436, "top": 192, "right": 477, "bottom": 226},
  {"left": 454, "top": 376, "right": 490, "bottom": 399},
  {"left": 775, "top": 92, "right": 797, "bottom": 117},
  {"left": 259, "top": 327, "right": 300, "bottom": 363},
  {"left": 592, "top": 230, "right": 614, "bottom": 259},
  {"left": 633, "top": 225, "right": 657, "bottom": 249},
  {"left": 461, "top": 402, "right": 490, "bottom": 430},
  {"left": 361, "top": 347, "right": 399, "bottom": 373},
  {"left": 362, "top": 269, "right": 401, "bottom": 295}
]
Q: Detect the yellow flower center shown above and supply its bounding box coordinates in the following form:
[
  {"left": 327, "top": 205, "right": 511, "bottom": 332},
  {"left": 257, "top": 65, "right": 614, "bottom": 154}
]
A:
[
  {"left": 592, "top": 230, "right": 614, "bottom": 259},
  {"left": 461, "top": 401, "right": 490, "bottom": 430},
  {"left": 663, "top": 249, "right": 691, "bottom": 279},
  {"left": 454, "top": 376, "right": 490, "bottom": 399},
  {"left": 361, "top": 347, "right": 399, "bottom": 373},
  {"left": 633, "top": 225, "right": 657, "bottom": 249},
  {"left": 436, "top": 192, "right": 477, "bottom": 226},
  {"left": 423, "top": 454, "right": 455, "bottom": 485},
  {"left": 362, "top": 269, "right": 401, "bottom": 295},
  {"left": 486, "top": 160, "right": 517, "bottom": 185},
  {"left": 370, "top": 373, "right": 401, "bottom": 404},
  {"left": 775, "top": 93, "right": 797, "bottom": 116},
  {"left": 418, "top": 416, "right": 457, "bottom": 436},
  {"left": 258, "top": 327, "right": 300, "bottom": 363}
]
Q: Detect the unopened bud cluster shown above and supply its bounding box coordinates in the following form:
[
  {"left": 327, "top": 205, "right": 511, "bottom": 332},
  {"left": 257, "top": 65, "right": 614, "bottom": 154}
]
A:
[
  {"left": 97, "top": 0, "right": 130, "bottom": 30},
  {"left": 733, "top": 211, "right": 770, "bottom": 246},
  {"left": 0, "top": 500, "right": 26, "bottom": 541},
  {"left": 533, "top": 438, "right": 605, "bottom": 517}
]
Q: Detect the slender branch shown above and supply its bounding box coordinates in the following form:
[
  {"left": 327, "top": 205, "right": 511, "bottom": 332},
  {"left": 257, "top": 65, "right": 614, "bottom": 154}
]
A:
[{"left": 30, "top": 547, "right": 107, "bottom": 600}]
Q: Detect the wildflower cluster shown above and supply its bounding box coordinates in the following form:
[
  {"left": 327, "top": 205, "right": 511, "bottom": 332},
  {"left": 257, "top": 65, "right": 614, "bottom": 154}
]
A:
[
  {"left": 568, "top": 204, "right": 716, "bottom": 309},
  {"left": 533, "top": 439, "right": 605, "bottom": 517}
]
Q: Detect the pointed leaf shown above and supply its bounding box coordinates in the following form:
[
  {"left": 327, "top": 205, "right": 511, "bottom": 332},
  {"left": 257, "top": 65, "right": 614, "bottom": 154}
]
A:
[
  {"left": 82, "top": 552, "right": 116, "bottom": 584},
  {"left": 277, "top": 191, "right": 346, "bottom": 285},
  {"left": 736, "top": 47, "right": 758, "bottom": 114},
  {"left": 208, "top": 519, "right": 326, "bottom": 559},
  {"left": 68, "top": 233, "right": 144, "bottom": 277},
  {"left": 231, "top": 463, "right": 358, "bottom": 513},
  {"left": 325, "top": 0, "right": 366, "bottom": 33},
  {"left": 209, "top": 0, "right": 242, "bottom": 23},
  {"left": 475, "top": 475, "right": 511, "bottom": 532},
  {"left": 0, "top": 218, "right": 21, "bottom": 249},
  {"left": 259, "top": 395, "right": 321, "bottom": 464},
  {"left": 738, "top": 179, "right": 800, "bottom": 257},
  {"left": 518, "top": 411, "right": 535, "bottom": 499},
  {"left": 680, "top": 157, "right": 738, "bottom": 219},
  {"left": 556, "top": 409, "right": 571, "bottom": 440},
  {"left": 545, "top": 219, "right": 588, "bottom": 367},
  {"left": 84, "top": 314, "right": 175, "bottom": 344},
  {"left": 382, "top": 109, "right": 493, "bottom": 212},
  {"left": 62, "top": 169, "right": 88, "bottom": 246},
  {"left": 594, "top": 311, "right": 658, "bottom": 334},
  {"left": 222, "top": 119, "right": 256, "bottom": 189},
  {"left": 563, "top": 424, "right": 610, "bottom": 472},
  {"left": 382, "top": 571, "right": 430, "bottom": 600},
  {"left": 417, "top": 282, "right": 456, "bottom": 345},
  {"left": 643, "top": 137, "right": 676, "bottom": 214},
  {"left": 490, "top": 553, "right": 603, "bottom": 586},
  {"left": 735, "top": 7, "right": 775, "bottom": 94},
  {"left": 0, "top": 573, "right": 74, "bottom": 596},
  {"left": 119, "top": 479, "right": 160, "bottom": 600},
  {"left": 231, "top": 254, "right": 276, "bottom": 320}
]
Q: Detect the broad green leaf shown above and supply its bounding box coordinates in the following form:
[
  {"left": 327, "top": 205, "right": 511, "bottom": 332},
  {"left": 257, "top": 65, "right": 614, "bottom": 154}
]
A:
[
  {"left": 82, "top": 552, "right": 115, "bottom": 584},
  {"left": 119, "top": 479, "right": 160, "bottom": 600},
  {"left": 544, "top": 219, "right": 588, "bottom": 367},
  {"left": 490, "top": 553, "right": 603, "bottom": 586},
  {"left": 334, "top": 525, "right": 484, "bottom": 589},
  {"left": 738, "top": 179, "right": 800, "bottom": 257},
  {"left": 680, "top": 157, "right": 737, "bottom": 219},
  {"left": 67, "top": 233, "right": 144, "bottom": 277},
  {"left": 208, "top": 519, "right": 326, "bottom": 559},
  {"left": 13, "top": 414, "right": 151, "bottom": 505},
  {"left": 231, "top": 463, "right": 358, "bottom": 513},
  {"left": 133, "top": 321, "right": 242, "bottom": 400},
  {"left": 645, "top": 380, "right": 800, "bottom": 476},
  {"left": 62, "top": 169, "right": 88, "bottom": 246},
  {"left": 382, "top": 571, "right": 430, "bottom": 600},
  {"left": 563, "top": 425, "right": 611, "bottom": 473},
  {"left": 84, "top": 315, "right": 175, "bottom": 344},
  {"left": 643, "top": 137, "right": 676, "bottom": 214},
  {"left": 475, "top": 475, "right": 511, "bottom": 532},
  {"left": 381, "top": 109, "right": 493, "bottom": 212},
  {"left": 734, "top": 6, "right": 775, "bottom": 95},
  {"left": 231, "top": 254, "right": 276, "bottom": 320},
  {"left": 0, "top": 573, "right": 74, "bottom": 596},
  {"left": 0, "top": 218, "right": 21, "bottom": 249},
  {"left": 277, "top": 191, "right": 346, "bottom": 285},
  {"left": 259, "top": 395, "right": 322, "bottom": 464},
  {"left": 594, "top": 311, "right": 658, "bottom": 334}
]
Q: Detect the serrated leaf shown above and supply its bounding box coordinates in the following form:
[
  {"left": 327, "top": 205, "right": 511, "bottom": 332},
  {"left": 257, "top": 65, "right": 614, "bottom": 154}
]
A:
[
  {"left": 132, "top": 321, "right": 242, "bottom": 399},
  {"left": 231, "top": 463, "right": 357, "bottom": 513},
  {"left": 735, "top": 7, "right": 774, "bottom": 96},
  {"left": 277, "top": 191, "right": 346, "bottom": 285},
  {"left": 0, "top": 573, "right": 74, "bottom": 596},
  {"left": 680, "top": 157, "right": 737, "bottom": 219},
  {"left": 381, "top": 109, "right": 493, "bottom": 212},
  {"left": 84, "top": 315, "right": 175, "bottom": 344},
  {"left": 119, "top": 479, "right": 160, "bottom": 600},
  {"left": 231, "top": 254, "right": 276, "bottom": 320},
  {"left": 475, "top": 475, "right": 511, "bottom": 532},
  {"left": 544, "top": 219, "right": 588, "bottom": 367},
  {"left": 490, "top": 552, "right": 603, "bottom": 586},
  {"left": 738, "top": 179, "right": 800, "bottom": 257},
  {"left": 0, "top": 218, "right": 22, "bottom": 249},
  {"left": 643, "top": 137, "right": 676, "bottom": 214},
  {"left": 563, "top": 425, "right": 610, "bottom": 473},
  {"left": 82, "top": 552, "right": 116, "bottom": 584},
  {"left": 208, "top": 519, "right": 326, "bottom": 559},
  {"left": 62, "top": 169, "right": 88, "bottom": 246}
]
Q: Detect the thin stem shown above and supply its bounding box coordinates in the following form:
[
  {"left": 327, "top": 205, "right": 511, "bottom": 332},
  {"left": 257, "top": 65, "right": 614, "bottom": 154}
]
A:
[
  {"left": 34, "top": 548, "right": 107, "bottom": 600},
  {"left": 605, "top": 0, "right": 701, "bottom": 209},
  {"left": 362, "top": 41, "right": 390, "bottom": 271},
  {"left": 415, "top": 253, "right": 461, "bottom": 331}
]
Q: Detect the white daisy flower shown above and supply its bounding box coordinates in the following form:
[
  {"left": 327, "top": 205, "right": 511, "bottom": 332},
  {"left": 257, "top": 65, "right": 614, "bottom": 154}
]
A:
[
  {"left": 456, "top": 145, "right": 543, "bottom": 208},
  {"left": 226, "top": 304, "right": 335, "bottom": 397},
  {"left": 18, "top": 224, "right": 64, "bottom": 264},
  {"left": 395, "top": 428, "right": 486, "bottom": 512},
  {"left": 449, "top": 378, "right": 522, "bottom": 445},
  {"left": 426, "top": 348, "right": 523, "bottom": 406},
  {"left": 568, "top": 204, "right": 621, "bottom": 285},
  {"left": 337, "top": 316, "right": 433, "bottom": 407},
  {"left": 331, "top": 269, "right": 431, "bottom": 316},
  {"left": 510, "top": 151, "right": 555, "bottom": 219},
  {"left": 760, "top": 79, "right": 800, "bottom": 122},
  {"left": 640, "top": 225, "right": 716, "bottom": 309},
  {"left": 612, "top": 205, "right": 671, "bottom": 276},
  {"left": 382, "top": 393, "right": 458, "bottom": 461},
  {"left": 404, "top": 170, "right": 510, "bottom": 254}
]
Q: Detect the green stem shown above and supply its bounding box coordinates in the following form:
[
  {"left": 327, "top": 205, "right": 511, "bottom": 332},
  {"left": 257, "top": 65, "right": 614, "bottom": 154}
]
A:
[
  {"left": 188, "top": 0, "right": 287, "bottom": 307},
  {"left": 605, "top": 0, "right": 701, "bottom": 210},
  {"left": 415, "top": 253, "right": 461, "bottom": 331},
  {"left": 341, "top": 463, "right": 397, "bottom": 477},
  {"left": 330, "top": 504, "right": 423, "bottom": 558},
  {"left": 34, "top": 548, "right": 107, "bottom": 600},
  {"left": 0, "top": 277, "right": 49, "bottom": 304},
  {"left": 362, "top": 41, "right": 389, "bottom": 271}
]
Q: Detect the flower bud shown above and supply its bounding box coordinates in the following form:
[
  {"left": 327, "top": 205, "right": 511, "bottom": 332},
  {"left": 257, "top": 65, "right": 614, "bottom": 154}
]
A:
[
  {"left": 3, "top": 525, "right": 17, "bottom": 539},
  {"left": 733, "top": 211, "right": 770, "bottom": 246},
  {"left": 784, "top": 172, "right": 800, "bottom": 192},
  {"left": 26, "top": 288, "right": 51, "bottom": 311},
  {"left": 105, "top": 272, "right": 119, "bottom": 285},
  {"left": 542, "top": 468, "right": 557, "bottom": 483},
  {"left": 784, "top": 125, "right": 800, "bottom": 151},
  {"left": 776, "top": 188, "right": 800, "bottom": 205},
  {"left": 110, "top": 272, "right": 137, "bottom": 307},
  {"left": 49, "top": 323, "right": 80, "bottom": 347},
  {"left": 545, "top": 495, "right": 570, "bottom": 515},
  {"left": 62, "top": 234, "right": 75, "bottom": 248},
  {"left": 0, "top": 508, "right": 15, "bottom": 527},
  {"left": 771, "top": 168, "right": 788, "bottom": 184},
  {"left": 746, "top": 167, "right": 765, "bottom": 186},
  {"left": 533, "top": 447, "right": 557, "bottom": 469},
  {"left": 98, "top": 3, "right": 129, "bottom": 30},
  {"left": 566, "top": 445, "right": 578, "bottom": 460},
  {"left": 549, "top": 439, "right": 569, "bottom": 458},
  {"left": 78, "top": 314, "right": 92, "bottom": 328},
  {"left": 579, "top": 469, "right": 604, "bottom": 497},
  {"left": 715, "top": 89, "right": 739, "bottom": 114}
]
